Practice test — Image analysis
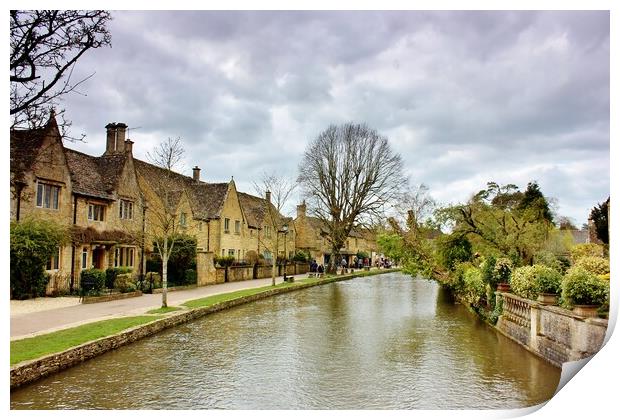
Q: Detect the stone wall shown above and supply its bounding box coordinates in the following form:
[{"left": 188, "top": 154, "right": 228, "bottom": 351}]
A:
[
  {"left": 496, "top": 293, "right": 608, "bottom": 367},
  {"left": 227, "top": 265, "right": 253, "bottom": 282}
]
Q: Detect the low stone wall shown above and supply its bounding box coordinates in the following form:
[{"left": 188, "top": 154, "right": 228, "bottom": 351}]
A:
[
  {"left": 227, "top": 265, "right": 253, "bottom": 282},
  {"left": 215, "top": 267, "right": 226, "bottom": 283},
  {"left": 81, "top": 290, "right": 143, "bottom": 304},
  {"left": 496, "top": 293, "right": 608, "bottom": 367},
  {"left": 152, "top": 284, "right": 197, "bottom": 294},
  {"left": 256, "top": 264, "right": 273, "bottom": 279},
  {"left": 11, "top": 269, "right": 400, "bottom": 389}
]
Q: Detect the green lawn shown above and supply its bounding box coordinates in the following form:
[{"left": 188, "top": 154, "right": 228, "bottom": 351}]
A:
[
  {"left": 11, "top": 316, "right": 161, "bottom": 365},
  {"left": 183, "top": 281, "right": 298, "bottom": 308},
  {"left": 146, "top": 306, "right": 183, "bottom": 314}
]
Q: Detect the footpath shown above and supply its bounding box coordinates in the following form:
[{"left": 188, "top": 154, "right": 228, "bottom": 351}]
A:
[{"left": 10, "top": 273, "right": 312, "bottom": 340}]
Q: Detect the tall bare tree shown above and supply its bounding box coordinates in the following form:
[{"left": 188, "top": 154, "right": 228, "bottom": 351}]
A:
[
  {"left": 253, "top": 172, "right": 296, "bottom": 286},
  {"left": 298, "top": 123, "right": 406, "bottom": 272},
  {"left": 10, "top": 10, "right": 112, "bottom": 130},
  {"left": 146, "top": 137, "right": 186, "bottom": 307}
]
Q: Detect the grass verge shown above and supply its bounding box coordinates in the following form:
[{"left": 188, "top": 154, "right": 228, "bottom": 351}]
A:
[
  {"left": 183, "top": 281, "right": 297, "bottom": 308},
  {"left": 11, "top": 316, "right": 161, "bottom": 366},
  {"left": 146, "top": 306, "right": 182, "bottom": 314}
]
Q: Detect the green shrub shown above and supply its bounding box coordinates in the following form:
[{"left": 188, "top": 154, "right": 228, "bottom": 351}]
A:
[
  {"left": 536, "top": 265, "right": 563, "bottom": 295},
  {"left": 493, "top": 258, "right": 513, "bottom": 284},
  {"left": 533, "top": 251, "right": 570, "bottom": 274},
  {"left": 437, "top": 234, "right": 473, "bottom": 270},
  {"left": 145, "top": 272, "right": 162, "bottom": 289},
  {"left": 510, "top": 266, "right": 538, "bottom": 300},
  {"left": 573, "top": 256, "right": 610, "bottom": 276},
  {"left": 292, "top": 250, "right": 311, "bottom": 262},
  {"left": 10, "top": 218, "right": 68, "bottom": 299},
  {"left": 562, "top": 267, "right": 609, "bottom": 306},
  {"left": 214, "top": 256, "right": 235, "bottom": 267},
  {"left": 113, "top": 273, "right": 136, "bottom": 293},
  {"left": 480, "top": 255, "right": 497, "bottom": 288},
  {"left": 184, "top": 268, "right": 197, "bottom": 284},
  {"left": 462, "top": 267, "right": 485, "bottom": 307},
  {"left": 569, "top": 243, "right": 604, "bottom": 262},
  {"left": 80, "top": 269, "right": 106, "bottom": 296},
  {"left": 105, "top": 266, "right": 133, "bottom": 289}
]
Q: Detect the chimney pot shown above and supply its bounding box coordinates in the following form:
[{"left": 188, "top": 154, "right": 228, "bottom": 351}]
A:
[
  {"left": 266, "top": 190, "right": 271, "bottom": 202},
  {"left": 105, "top": 122, "right": 117, "bottom": 155},
  {"left": 192, "top": 166, "right": 201, "bottom": 182},
  {"left": 125, "top": 139, "right": 134, "bottom": 155}
]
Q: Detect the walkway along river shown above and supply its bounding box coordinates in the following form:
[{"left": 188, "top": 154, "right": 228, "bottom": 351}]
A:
[{"left": 10, "top": 272, "right": 560, "bottom": 409}]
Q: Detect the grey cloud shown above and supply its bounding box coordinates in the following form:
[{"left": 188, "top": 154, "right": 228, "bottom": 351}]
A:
[{"left": 59, "top": 10, "right": 609, "bottom": 226}]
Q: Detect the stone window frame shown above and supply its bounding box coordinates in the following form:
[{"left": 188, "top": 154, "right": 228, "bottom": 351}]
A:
[
  {"left": 179, "top": 212, "right": 187, "bottom": 227},
  {"left": 35, "top": 180, "right": 61, "bottom": 210},
  {"left": 119, "top": 199, "right": 134, "bottom": 220},
  {"left": 88, "top": 203, "right": 105, "bottom": 222},
  {"left": 234, "top": 220, "right": 241, "bottom": 234},
  {"left": 81, "top": 247, "right": 88, "bottom": 269},
  {"left": 224, "top": 218, "right": 230, "bottom": 233},
  {"left": 114, "top": 247, "right": 135, "bottom": 268}
]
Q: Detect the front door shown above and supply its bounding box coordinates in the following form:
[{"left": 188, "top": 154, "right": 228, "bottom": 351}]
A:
[{"left": 92, "top": 247, "right": 105, "bottom": 269}]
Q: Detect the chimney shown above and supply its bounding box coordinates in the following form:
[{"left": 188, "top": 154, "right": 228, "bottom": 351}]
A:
[
  {"left": 297, "top": 200, "right": 307, "bottom": 218},
  {"left": 125, "top": 139, "right": 134, "bottom": 155},
  {"left": 115, "top": 123, "right": 128, "bottom": 153},
  {"left": 105, "top": 123, "right": 117, "bottom": 154},
  {"left": 265, "top": 190, "right": 271, "bottom": 203},
  {"left": 192, "top": 166, "right": 201, "bottom": 182}
]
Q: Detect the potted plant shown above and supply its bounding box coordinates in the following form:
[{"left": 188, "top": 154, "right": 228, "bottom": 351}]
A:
[
  {"left": 493, "top": 258, "right": 513, "bottom": 292},
  {"left": 534, "top": 265, "right": 562, "bottom": 305},
  {"left": 561, "top": 267, "right": 609, "bottom": 317}
]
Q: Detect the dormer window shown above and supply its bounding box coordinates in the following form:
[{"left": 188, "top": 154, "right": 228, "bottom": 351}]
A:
[{"left": 88, "top": 203, "right": 105, "bottom": 221}]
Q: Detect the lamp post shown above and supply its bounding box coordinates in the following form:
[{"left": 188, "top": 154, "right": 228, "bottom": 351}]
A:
[{"left": 282, "top": 223, "right": 288, "bottom": 282}]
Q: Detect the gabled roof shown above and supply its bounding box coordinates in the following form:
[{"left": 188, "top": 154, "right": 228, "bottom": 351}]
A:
[
  {"left": 238, "top": 192, "right": 268, "bottom": 228},
  {"left": 134, "top": 158, "right": 230, "bottom": 220},
  {"left": 64, "top": 148, "right": 129, "bottom": 200},
  {"left": 10, "top": 116, "right": 61, "bottom": 183},
  {"left": 189, "top": 182, "right": 230, "bottom": 219}
]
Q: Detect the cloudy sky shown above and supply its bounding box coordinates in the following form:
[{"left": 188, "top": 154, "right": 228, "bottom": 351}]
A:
[{"left": 61, "top": 10, "right": 610, "bottom": 226}]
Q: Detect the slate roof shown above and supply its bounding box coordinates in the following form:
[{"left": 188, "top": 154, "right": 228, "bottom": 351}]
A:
[
  {"left": 238, "top": 192, "right": 267, "bottom": 228},
  {"left": 134, "top": 159, "right": 229, "bottom": 220},
  {"left": 10, "top": 129, "right": 46, "bottom": 182},
  {"left": 63, "top": 148, "right": 128, "bottom": 200}
]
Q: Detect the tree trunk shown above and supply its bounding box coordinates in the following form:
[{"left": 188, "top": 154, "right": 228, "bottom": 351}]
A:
[{"left": 162, "top": 237, "right": 168, "bottom": 308}]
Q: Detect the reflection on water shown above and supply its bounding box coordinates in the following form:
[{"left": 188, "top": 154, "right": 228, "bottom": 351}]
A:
[{"left": 11, "top": 273, "right": 560, "bottom": 409}]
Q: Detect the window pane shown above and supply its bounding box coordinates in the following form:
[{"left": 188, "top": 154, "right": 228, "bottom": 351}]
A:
[
  {"left": 119, "top": 201, "right": 123, "bottom": 218},
  {"left": 44, "top": 184, "right": 51, "bottom": 208},
  {"left": 52, "top": 186, "right": 59, "bottom": 209},
  {"left": 88, "top": 205, "right": 93, "bottom": 220},
  {"left": 37, "top": 184, "right": 43, "bottom": 207}
]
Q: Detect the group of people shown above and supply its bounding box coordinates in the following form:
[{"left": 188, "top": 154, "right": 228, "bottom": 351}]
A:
[
  {"left": 376, "top": 257, "right": 392, "bottom": 268},
  {"left": 309, "top": 260, "right": 325, "bottom": 274}
]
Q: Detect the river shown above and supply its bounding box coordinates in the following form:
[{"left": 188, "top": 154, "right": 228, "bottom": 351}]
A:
[{"left": 10, "top": 272, "right": 561, "bottom": 409}]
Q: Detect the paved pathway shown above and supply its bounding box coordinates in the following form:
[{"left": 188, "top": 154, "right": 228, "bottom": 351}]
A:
[{"left": 10, "top": 273, "right": 311, "bottom": 340}]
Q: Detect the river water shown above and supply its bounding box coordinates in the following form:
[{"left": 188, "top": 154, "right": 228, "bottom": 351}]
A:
[{"left": 11, "top": 272, "right": 561, "bottom": 409}]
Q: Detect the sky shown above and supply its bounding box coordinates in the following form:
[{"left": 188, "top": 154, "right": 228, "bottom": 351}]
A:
[{"left": 59, "top": 10, "right": 610, "bottom": 226}]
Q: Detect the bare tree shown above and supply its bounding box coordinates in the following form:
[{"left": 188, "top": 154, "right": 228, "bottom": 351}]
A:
[
  {"left": 10, "top": 10, "right": 112, "bottom": 130},
  {"left": 146, "top": 137, "right": 186, "bottom": 307},
  {"left": 298, "top": 123, "right": 406, "bottom": 273},
  {"left": 253, "top": 172, "right": 296, "bottom": 286},
  {"left": 394, "top": 183, "right": 437, "bottom": 232}
]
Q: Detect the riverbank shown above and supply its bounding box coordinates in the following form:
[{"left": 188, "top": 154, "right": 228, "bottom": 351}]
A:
[{"left": 11, "top": 268, "right": 400, "bottom": 389}]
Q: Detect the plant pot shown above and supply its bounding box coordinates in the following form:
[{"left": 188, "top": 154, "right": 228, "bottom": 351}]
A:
[
  {"left": 572, "top": 305, "right": 600, "bottom": 318},
  {"left": 497, "top": 283, "right": 511, "bottom": 292},
  {"left": 537, "top": 293, "right": 558, "bottom": 305}
]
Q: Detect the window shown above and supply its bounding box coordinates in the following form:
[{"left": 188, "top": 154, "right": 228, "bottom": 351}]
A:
[
  {"left": 228, "top": 249, "right": 235, "bottom": 257},
  {"left": 224, "top": 218, "right": 230, "bottom": 233},
  {"left": 180, "top": 212, "right": 187, "bottom": 227},
  {"left": 222, "top": 249, "right": 225, "bottom": 256},
  {"left": 250, "top": 229, "right": 254, "bottom": 237},
  {"left": 88, "top": 203, "right": 105, "bottom": 221},
  {"left": 36, "top": 182, "right": 60, "bottom": 209},
  {"left": 114, "top": 247, "right": 135, "bottom": 267},
  {"left": 265, "top": 226, "right": 271, "bottom": 238},
  {"left": 47, "top": 248, "right": 60, "bottom": 270},
  {"left": 237, "top": 249, "right": 241, "bottom": 260},
  {"left": 81, "top": 247, "right": 88, "bottom": 269},
  {"left": 235, "top": 220, "right": 240, "bottom": 234},
  {"left": 119, "top": 200, "right": 133, "bottom": 220}
]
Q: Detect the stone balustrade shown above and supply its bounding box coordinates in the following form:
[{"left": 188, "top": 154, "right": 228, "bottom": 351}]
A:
[{"left": 496, "top": 292, "right": 608, "bottom": 367}]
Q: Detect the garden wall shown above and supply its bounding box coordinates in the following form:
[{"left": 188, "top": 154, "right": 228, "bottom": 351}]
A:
[{"left": 496, "top": 293, "right": 608, "bottom": 367}]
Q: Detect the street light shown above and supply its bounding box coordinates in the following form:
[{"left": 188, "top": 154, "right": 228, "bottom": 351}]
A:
[{"left": 282, "top": 223, "right": 289, "bottom": 282}]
